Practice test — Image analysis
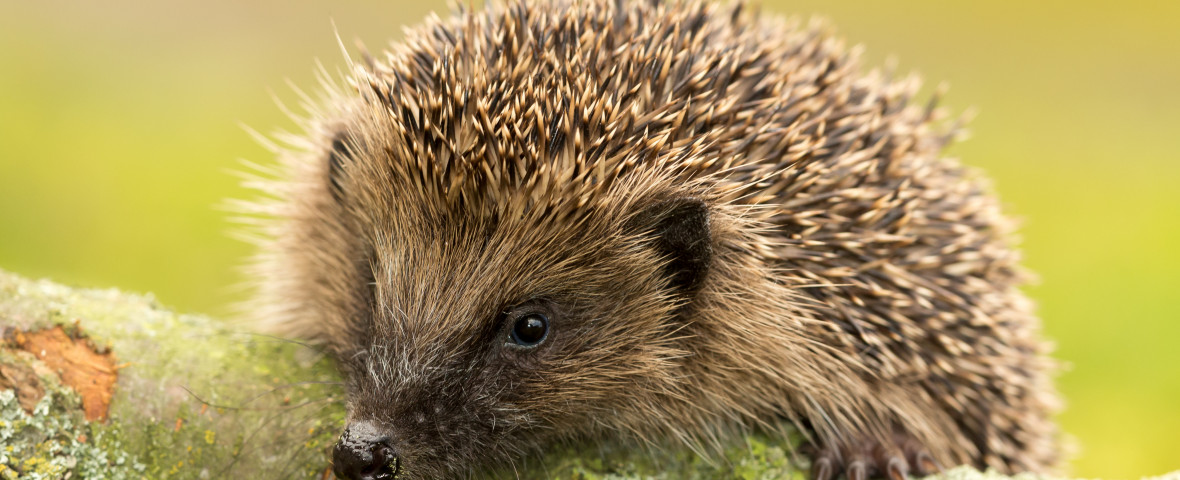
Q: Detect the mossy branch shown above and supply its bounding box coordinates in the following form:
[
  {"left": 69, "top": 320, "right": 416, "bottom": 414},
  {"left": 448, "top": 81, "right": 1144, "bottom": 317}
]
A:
[{"left": 1, "top": 269, "right": 1170, "bottom": 480}]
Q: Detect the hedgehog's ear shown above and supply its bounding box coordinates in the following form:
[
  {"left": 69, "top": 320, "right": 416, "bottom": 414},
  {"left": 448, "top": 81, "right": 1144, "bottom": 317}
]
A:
[{"left": 631, "top": 198, "right": 712, "bottom": 295}]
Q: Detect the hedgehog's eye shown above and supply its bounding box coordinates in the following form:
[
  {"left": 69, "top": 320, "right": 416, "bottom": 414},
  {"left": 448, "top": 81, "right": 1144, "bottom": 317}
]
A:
[{"left": 508, "top": 313, "right": 548, "bottom": 347}]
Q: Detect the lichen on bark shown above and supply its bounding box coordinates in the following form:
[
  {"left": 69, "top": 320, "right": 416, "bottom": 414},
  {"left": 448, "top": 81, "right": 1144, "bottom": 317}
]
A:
[{"left": 1, "top": 269, "right": 344, "bottom": 478}]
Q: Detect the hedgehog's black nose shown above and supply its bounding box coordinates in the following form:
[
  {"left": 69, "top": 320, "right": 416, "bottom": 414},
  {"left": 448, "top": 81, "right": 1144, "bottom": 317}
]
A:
[{"left": 333, "top": 421, "right": 400, "bottom": 480}]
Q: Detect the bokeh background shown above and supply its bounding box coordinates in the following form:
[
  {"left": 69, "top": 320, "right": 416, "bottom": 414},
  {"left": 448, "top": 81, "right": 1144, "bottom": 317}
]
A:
[{"left": 1, "top": 0, "right": 1176, "bottom": 477}]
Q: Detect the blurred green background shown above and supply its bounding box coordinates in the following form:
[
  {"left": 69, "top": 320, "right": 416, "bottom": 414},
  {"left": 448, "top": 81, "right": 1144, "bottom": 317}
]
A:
[{"left": 1, "top": 0, "right": 1176, "bottom": 477}]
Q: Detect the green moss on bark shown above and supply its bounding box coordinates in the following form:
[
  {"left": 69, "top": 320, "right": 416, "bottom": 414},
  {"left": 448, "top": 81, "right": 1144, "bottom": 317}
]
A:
[{"left": 1, "top": 269, "right": 343, "bottom": 478}]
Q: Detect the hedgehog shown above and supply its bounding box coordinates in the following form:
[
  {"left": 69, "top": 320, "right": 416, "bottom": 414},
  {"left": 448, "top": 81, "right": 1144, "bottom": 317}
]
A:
[{"left": 241, "top": 0, "right": 1060, "bottom": 478}]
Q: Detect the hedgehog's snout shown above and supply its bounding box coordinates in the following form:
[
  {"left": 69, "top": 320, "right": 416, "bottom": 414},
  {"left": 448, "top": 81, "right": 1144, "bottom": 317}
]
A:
[{"left": 333, "top": 421, "right": 400, "bottom": 480}]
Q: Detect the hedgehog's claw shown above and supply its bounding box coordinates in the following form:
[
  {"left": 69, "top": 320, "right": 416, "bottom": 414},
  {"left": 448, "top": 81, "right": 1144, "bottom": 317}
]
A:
[
  {"left": 846, "top": 460, "right": 868, "bottom": 480},
  {"left": 885, "top": 456, "right": 908, "bottom": 480},
  {"left": 808, "top": 432, "right": 940, "bottom": 480},
  {"left": 811, "top": 456, "right": 835, "bottom": 480},
  {"left": 913, "top": 451, "right": 942, "bottom": 476}
]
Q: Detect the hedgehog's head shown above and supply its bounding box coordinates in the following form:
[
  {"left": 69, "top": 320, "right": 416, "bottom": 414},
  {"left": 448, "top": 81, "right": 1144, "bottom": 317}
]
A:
[
  {"left": 278, "top": 81, "right": 726, "bottom": 477},
  {"left": 316, "top": 125, "right": 715, "bottom": 478}
]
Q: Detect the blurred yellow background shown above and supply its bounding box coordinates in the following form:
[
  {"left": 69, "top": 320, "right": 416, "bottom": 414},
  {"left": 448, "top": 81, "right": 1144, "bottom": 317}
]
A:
[{"left": 1, "top": 0, "right": 1176, "bottom": 477}]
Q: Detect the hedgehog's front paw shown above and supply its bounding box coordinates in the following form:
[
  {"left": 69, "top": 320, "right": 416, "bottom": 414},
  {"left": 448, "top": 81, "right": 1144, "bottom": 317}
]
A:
[{"left": 806, "top": 434, "right": 942, "bottom": 480}]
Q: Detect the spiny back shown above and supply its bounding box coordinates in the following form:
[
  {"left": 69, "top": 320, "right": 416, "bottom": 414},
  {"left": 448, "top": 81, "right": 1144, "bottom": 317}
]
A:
[{"left": 336, "top": 0, "right": 934, "bottom": 221}]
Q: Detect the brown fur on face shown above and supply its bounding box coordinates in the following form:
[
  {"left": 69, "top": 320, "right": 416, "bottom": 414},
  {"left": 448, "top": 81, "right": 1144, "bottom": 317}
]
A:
[{"left": 242, "top": 0, "right": 1059, "bottom": 477}]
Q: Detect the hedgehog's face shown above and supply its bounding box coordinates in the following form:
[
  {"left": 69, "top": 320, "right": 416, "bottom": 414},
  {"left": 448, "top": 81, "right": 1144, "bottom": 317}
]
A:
[{"left": 321, "top": 167, "right": 714, "bottom": 478}]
